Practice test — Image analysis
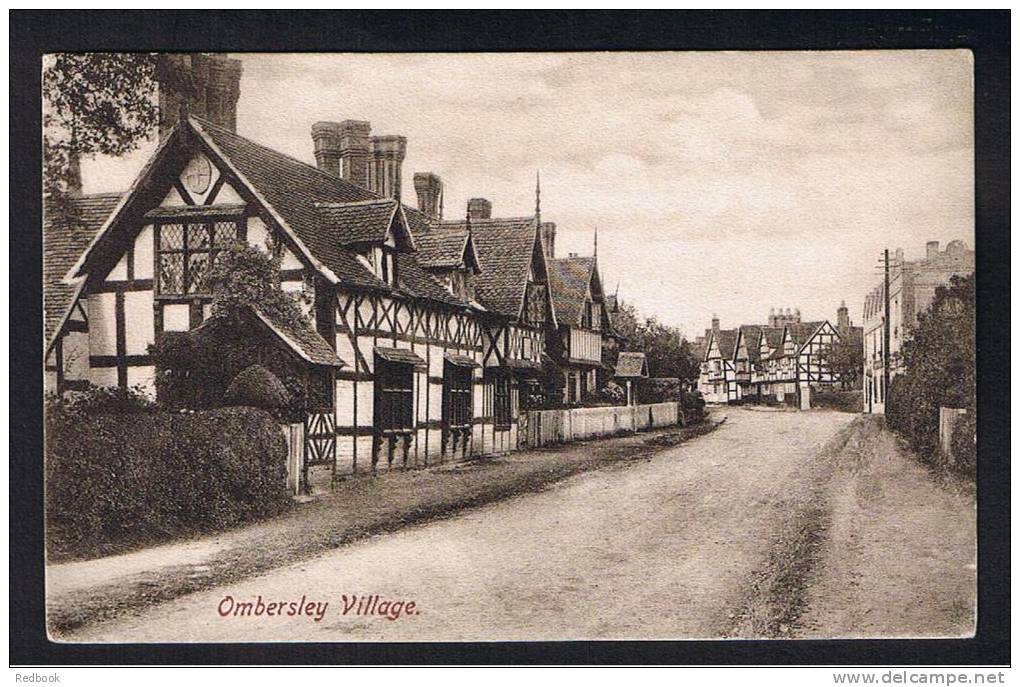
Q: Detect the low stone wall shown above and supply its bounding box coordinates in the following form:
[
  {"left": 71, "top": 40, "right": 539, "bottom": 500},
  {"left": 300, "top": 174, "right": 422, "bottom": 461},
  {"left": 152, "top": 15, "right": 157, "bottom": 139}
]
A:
[{"left": 520, "top": 402, "right": 680, "bottom": 449}]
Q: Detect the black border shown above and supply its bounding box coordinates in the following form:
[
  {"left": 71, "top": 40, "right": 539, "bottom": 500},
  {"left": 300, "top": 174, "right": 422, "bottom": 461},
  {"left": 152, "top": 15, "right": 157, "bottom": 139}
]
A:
[{"left": 10, "top": 10, "right": 1009, "bottom": 666}]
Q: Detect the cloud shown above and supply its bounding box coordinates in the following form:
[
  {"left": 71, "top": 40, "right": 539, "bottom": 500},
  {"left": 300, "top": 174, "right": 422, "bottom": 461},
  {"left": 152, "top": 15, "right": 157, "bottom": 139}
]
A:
[{"left": 80, "top": 50, "right": 973, "bottom": 331}]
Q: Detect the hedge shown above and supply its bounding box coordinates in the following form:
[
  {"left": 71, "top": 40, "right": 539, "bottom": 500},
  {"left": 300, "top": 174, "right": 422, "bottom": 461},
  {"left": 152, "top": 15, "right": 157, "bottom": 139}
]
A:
[
  {"left": 223, "top": 364, "right": 291, "bottom": 411},
  {"left": 810, "top": 389, "right": 864, "bottom": 413},
  {"left": 45, "top": 404, "right": 291, "bottom": 558}
]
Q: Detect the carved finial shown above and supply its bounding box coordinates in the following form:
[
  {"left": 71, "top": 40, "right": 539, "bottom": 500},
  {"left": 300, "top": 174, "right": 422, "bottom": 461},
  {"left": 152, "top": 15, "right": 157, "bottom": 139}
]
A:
[
  {"left": 593, "top": 225, "right": 598, "bottom": 258},
  {"left": 535, "top": 170, "right": 541, "bottom": 224}
]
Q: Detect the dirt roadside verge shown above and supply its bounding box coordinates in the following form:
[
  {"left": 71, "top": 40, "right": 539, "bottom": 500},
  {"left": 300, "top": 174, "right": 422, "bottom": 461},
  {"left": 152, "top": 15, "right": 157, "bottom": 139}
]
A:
[
  {"left": 48, "top": 416, "right": 723, "bottom": 636},
  {"left": 726, "top": 415, "right": 976, "bottom": 639}
]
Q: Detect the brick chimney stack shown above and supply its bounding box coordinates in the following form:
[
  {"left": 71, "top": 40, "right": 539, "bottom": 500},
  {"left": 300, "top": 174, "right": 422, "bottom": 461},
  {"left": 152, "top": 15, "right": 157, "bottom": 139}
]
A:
[
  {"left": 926, "top": 240, "right": 940, "bottom": 260},
  {"left": 311, "top": 121, "right": 342, "bottom": 177},
  {"left": 414, "top": 172, "right": 443, "bottom": 220},
  {"left": 156, "top": 53, "right": 242, "bottom": 140},
  {"left": 711, "top": 315, "right": 720, "bottom": 333},
  {"left": 467, "top": 198, "right": 492, "bottom": 220},
  {"left": 368, "top": 135, "right": 407, "bottom": 201},
  {"left": 539, "top": 221, "right": 556, "bottom": 259},
  {"left": 837, "top": 300, "right": 850, "bottom": 330},
  {"left": 339, "top": 120, "right": 372, "bottom": 187}
]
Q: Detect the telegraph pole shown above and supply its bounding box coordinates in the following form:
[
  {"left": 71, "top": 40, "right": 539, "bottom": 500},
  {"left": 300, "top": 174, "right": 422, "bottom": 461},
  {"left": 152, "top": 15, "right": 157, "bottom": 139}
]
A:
[{"left": 883, "top": 248, "right": 891, "bottom": 407}]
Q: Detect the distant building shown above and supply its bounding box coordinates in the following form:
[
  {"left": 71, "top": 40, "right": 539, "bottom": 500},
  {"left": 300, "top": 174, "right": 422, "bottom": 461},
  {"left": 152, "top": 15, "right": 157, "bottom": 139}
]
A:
[
  {"left": 862, "top": 240, "right": 974, "bottom": 414},
  {"left": 697, "top": 303, "right": 860, "bottom": 407}
]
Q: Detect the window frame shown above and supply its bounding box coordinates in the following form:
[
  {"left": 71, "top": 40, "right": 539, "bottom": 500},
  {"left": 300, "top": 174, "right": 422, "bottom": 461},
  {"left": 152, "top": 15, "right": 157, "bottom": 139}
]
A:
[
  {"left": 155, "top": 218, "right": 240, "bottom": 299},
  {"left": 442, "top": 361, "right": 474, "bottom": 430},
  {"left": 492, "top": 370, "right": 512, "bottom": 429},
  {"left": 374, "top": 357, "right": 414, "bottom": 433}
]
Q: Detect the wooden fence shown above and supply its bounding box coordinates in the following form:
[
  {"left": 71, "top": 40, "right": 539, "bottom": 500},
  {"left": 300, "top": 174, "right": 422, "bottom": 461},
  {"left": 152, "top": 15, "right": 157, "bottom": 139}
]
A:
[{"left": 518, "top": 402, "right": 680, "bottom": 449}]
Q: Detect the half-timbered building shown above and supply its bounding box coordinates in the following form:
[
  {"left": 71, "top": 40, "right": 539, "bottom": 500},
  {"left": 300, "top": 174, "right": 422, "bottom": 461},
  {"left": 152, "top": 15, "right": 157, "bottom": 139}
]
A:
[
  {"left": 697, "top": 323, "right": 737, "bottom": 404},
  {"left": 545, "top": 255, "right": 612, "bottom": 404},
  {"left": 49, "top": 87, "right": 523, "bottom": 489},
  {"left": 416, "top": 200, "right": 557, "bottom": 446}
]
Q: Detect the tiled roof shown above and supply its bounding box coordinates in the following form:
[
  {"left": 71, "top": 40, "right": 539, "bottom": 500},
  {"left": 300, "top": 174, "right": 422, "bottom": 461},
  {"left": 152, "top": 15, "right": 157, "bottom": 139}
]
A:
[
  {"left": 432, "top": 216, "right": 538, "bottom": 319},
  {"left": 787, "top": 321, "right": 826, "bottom": 348},
  {"left": 315, "top": 198, "right": 401, "bottom": 247},
  {"left": 44, "top": 193, "right": 122, "bottom": 349},
  {"left": 547, "top": 256, "right": 595, "bottom": 327},
  {"left": 414, "top": 224, "right": 472, "bottom": 269},
  {"left": 761, "top": 326, "right": 785, "bottom": 349},
  {"left": 395, "top": 254, "right": 469, "bottom": 308},
  {"left": 251, "top": 307, "right": 344, "bottom": 367},
  {"left": 194, "top": 118, "right": 468, "bottom": 310},
  {"left": 738, "top": 325, "right": 762, "bottom": 363},
  {"left": 615, "top": 351, "right": 648, "bottom": 378},
  {"left": 193, "top": 117, "right": 388, "bottom": 291},
  {"left": 714, "top": 329, "right": 739, "bottom": 360}
]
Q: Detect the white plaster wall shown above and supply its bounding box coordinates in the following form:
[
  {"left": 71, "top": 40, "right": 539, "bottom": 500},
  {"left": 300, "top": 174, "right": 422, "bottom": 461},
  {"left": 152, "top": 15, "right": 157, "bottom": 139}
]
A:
[
  {"left": 88, "top": 293, "right": 117, "bottom": 356},
  {"left": 63, "top": 331, "right": 90, "bottom": 380},
  {"left": 90, "top": 367, "right": 119, "bottom": 388},
  {"left": 162, "top": 303, "right": 190, "bottom": 332},
  {"left": 123, "top": 291, "right": 155, "bottom": 355},
  {"left": 134, "top": 225, "right": 154, "bottom": 279},
  {"left": 126, "top": 366, "right": 156, "bottom": 397},
  {"left": 247, "top": 216, "right": 270, "bottom": 252}
]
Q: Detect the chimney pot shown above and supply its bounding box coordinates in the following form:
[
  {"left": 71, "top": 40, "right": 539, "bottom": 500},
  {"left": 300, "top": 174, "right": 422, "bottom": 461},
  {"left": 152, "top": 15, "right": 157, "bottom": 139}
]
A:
[{"left": 467, "top": 198, "right": 492, "bottom": 220}]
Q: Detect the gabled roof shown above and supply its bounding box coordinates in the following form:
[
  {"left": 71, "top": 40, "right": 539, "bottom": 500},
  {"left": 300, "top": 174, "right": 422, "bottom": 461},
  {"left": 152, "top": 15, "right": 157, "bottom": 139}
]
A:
[
  {"left": 737, "top": 325, "right": 762, "bottom": 363},
  {"left": 315, "top": 198, "right": 414, "bottom": 251},
  {"left": 194, "top": 117, "right": 390, "bottom": 290},
  {"left": 787, "top": 321, "right": 827, "bottom": 348},
  {"left": 761, "top": 326, "right": 785, "bottom": 349},
  {"left": 615, "top": 351, "right": 649, "bottom": 378},
  {"left": 251, "top": 307, "right": 344, "bottom": 367},
  {"left": 197, "top": 306, "right": 344, "bottom": 368},
  {"left": 432, "top": 216, "right": 542, "bottom": 320},
  {"left": 547, "top": 256, "right": 597, "bottom": 327},
  {"left": 64, "top": 118, "right": 474, "bottom": 312},
  {"left": 711, "top": 329, "right": 739, "bottom": 360},
  {"left": 414, "top": 224, "right": 482, "bottom": 273},
  {"left": 44, "top": 193, "right": 122, "bottom": 350}
]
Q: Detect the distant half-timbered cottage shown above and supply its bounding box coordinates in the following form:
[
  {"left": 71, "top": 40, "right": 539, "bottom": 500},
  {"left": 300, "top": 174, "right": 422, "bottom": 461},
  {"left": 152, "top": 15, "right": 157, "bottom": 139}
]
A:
[
  {"left": 546, "top": 255, "right": 611, "bottom": 404},
  {"left": 728, "top": 325, "right": 762, "bottom": 402},
  {"left": 697, "top": 323, "right": 737, "bottom": 404}
]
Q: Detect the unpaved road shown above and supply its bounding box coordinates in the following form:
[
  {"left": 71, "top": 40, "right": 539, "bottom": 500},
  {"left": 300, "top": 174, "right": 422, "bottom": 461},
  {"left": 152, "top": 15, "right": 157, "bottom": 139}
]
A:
[{"left": 62, "top": 409, "right": 973, "bottom": 642}]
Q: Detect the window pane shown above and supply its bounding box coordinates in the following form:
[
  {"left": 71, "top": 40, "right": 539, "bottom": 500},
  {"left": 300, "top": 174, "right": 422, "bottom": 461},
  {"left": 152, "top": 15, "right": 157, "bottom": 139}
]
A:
[
  {"left": 159, "top": 253, "right": 184, "bottom": 294},
  {"left": 187, "top": 252, "right": 210, "bottom": 293},
  {"left": 187, "top": 223, "right": 211, "bottom": 249},
  {"left": 160, "top": 223, "right": 184, "bottom": 250},
  {"left": 213, "top": 221, "right": 238, "bottom": 246}
]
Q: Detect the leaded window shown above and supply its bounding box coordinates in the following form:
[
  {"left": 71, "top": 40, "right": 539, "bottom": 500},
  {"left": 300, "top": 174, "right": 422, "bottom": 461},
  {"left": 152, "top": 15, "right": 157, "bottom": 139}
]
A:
[
  {"left": 156, "top": 220, "right": 238, "bottom": 297},
  {"left": 524, "top": 283, "right": 547, "bottom": 325}
]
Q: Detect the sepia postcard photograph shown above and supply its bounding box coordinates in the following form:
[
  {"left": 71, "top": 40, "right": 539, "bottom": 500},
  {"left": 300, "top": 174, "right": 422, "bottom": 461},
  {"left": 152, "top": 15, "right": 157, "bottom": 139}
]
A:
[{"left": 12, "top": 9, "right": 1008, "bottom": 668}]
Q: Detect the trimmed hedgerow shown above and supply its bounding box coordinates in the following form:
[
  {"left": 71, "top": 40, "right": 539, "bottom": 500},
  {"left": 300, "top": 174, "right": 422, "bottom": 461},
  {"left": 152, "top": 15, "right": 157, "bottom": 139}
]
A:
[
  {"left": 223, "top": 364, "right": 291, "bottom": 412},
  {"left": 45, "top": 404, "right": 291, "bottom": 559},
  {"left": 950, "top": 411, "right": 976, "bottom": 476},
  {"left": 810, "top": 388, "right": 864, "bottom": 413}
]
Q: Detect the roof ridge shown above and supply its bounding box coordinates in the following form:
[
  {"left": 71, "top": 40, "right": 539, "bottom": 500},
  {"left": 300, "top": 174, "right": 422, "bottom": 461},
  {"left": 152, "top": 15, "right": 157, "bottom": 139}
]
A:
[
  {"left": 315, "top": 198, "right": 395, "bottom": 208},
  {"left": 436, "top": 215, "right": 536, "bottom": 225}
]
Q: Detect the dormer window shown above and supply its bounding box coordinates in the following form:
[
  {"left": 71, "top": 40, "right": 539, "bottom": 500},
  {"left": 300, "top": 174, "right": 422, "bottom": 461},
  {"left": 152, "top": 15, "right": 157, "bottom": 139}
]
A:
[{"left": 373, "top": 245, "right": 399, "bottom": 287}]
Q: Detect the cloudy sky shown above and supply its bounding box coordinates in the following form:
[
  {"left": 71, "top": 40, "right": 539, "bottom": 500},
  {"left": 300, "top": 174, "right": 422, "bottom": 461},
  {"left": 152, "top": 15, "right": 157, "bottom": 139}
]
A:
[{"left": 82, "top": 51, "right": 974, "bottom": 336}]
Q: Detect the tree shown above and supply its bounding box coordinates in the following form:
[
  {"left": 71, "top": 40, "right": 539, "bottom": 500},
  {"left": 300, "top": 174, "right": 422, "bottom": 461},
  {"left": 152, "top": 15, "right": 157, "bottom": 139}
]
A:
[
  {"left": 828, "top": 335, "right": 864, "bottom": 389},
  {"left": 886, "top": 273, "right": 975, "bottom": 463},
  {"left": 43, "top": 53, "right": 159, "bottom": 210},
  {"left": 205, "top": 241, "right": 311, "bottom": 331},
  {"left": 612, "top": 300, "right": 701, "bottom": 386}
]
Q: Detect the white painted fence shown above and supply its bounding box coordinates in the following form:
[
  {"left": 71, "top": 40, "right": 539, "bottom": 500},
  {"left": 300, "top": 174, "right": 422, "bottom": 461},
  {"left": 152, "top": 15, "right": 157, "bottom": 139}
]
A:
[{"left": 519, "top": 402, "right": 680, "bottom": 449}]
